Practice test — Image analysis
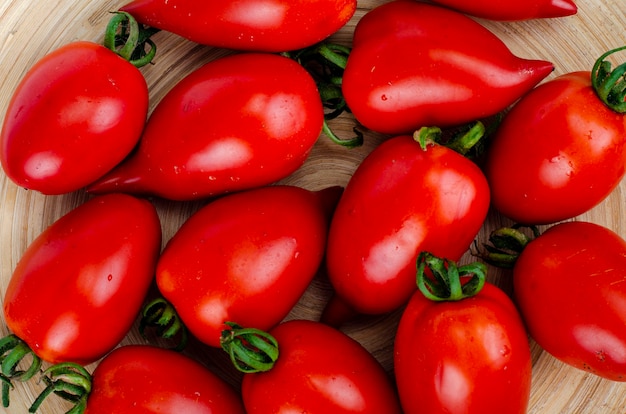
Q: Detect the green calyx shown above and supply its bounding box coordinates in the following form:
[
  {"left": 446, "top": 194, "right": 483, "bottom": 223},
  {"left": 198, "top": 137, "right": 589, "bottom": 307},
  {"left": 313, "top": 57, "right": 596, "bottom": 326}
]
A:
[
  {"left": 220, "top": 322, "right": 279, "bottom": 374},
  {"left": 104, "top": 11, "right": 160, "bottom": 68},
  {"left": 0, "top": 334, "right": 41, "bottom": 408},
  {"left": 473, "top": 225, "right": 539, "bottom": 269},
  {"left": 28, "top": 362, "right": 91, "bottom": 414},
  {"left": 413, "top": 120, "right": 491, "bottom": 160},
  {"left": 591, "top": 45, "right": 626, "bottom": 113},
  {"left": 284, "top": 42, "right": 363, "bottom": 148},
  {"left": 139, "top": 297, "right": 189, "bottom": 352},
  {"left": 416, "top": 252, "right": 487, "bottom": 301}
]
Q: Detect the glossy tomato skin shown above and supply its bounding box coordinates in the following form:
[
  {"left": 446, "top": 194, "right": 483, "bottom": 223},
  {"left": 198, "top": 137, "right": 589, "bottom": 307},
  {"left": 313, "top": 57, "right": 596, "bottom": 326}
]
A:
[
  {"left": 120, "top": 0, "right": 356, "bottom": 52},
  {"left": 485, "top": 71, "right": 626, "bottom": 225},
  {"left": 325, "top": 135, "right": 490, "bottom": 316},
  {"left": 88, "top": 53, "right": 324, "bottom": 201},
  {"left": 156, "top": 185, "right": 339, "bottom": 348},
  {"left": 85, "top": 345, "right": 245, "bottom": 413},
  {"left": 0, "top": 41, "right": 148, "bottom": 195},
  {"left": 242, "top": 319, "right": 402, "bottom": 413},
  {"left": 429, "top": 0, "right": 576, "bottom": 20},
  {"left": 342, "top": 0, "right": 554, "bottom": 135},
  {"left": 3, "top": 194, "right": 161, "bottom": 365},
  {"left": 394, "top": 281, "right": 532, "bottom": 413},
  {"left": 513, "top": 221, "right": 626, "bottom": 381}
]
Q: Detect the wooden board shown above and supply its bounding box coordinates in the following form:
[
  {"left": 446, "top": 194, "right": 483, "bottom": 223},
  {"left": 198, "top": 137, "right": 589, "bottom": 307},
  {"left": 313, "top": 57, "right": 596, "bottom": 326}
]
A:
[{"left": 1, "top": 0, "right": 625, "bottom": 412}]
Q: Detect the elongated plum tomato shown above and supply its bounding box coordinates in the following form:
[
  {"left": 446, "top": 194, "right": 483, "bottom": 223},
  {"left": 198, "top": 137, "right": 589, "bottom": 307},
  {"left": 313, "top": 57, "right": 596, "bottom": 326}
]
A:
[
  {"left": 485, "top": 46, "right": 626, "bottom": 225},
  {"left": 241, "top": 320, "right": 403, "bottom": 413},
  {"left": 342, "top": 0, "right": 554, "bottom": 135},
  {"left": 3, "top": 194, "right": 161, "bottom": 365},
  {"left": 84, "top": 345, "right": 245, "bottom": 413},
  {"left": 512, "top": 221, "right": 626, "bottom": 381},
  {"left": 0, "top": 40, "right": 148, "bottom": 195},
  {"left": 120, "top": 0, "right": 356, "bottom": 52},
  {"left": 156, "top": 185, "right": 340, "bottom": 348},
  {"left": 87, "top": 53, "right": 325, "bottom": 201},
  {"left": 324, "top": 134, "right": 490, "bottom": 319},
  {"left": 394, "top": 254, "right": 532, "bottom": 414},
  {"left": 428, "top": 0, "right": 576, "bottom": 20}
]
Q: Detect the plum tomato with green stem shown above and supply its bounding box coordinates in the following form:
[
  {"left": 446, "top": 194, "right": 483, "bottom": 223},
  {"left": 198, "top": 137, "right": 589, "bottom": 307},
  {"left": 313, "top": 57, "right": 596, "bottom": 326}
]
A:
[
  {"left": 485, "top": 45, "right": 626, "bottom": 225},
  {"left": 341, "top": 0, "right": 554, "bottom": 136},
  {"left": 480, "top": 221, "right": 626, "bottom": 381},
  {"left": 394, "top": 252, "right": 532, "bottom": 414},
  {"left": 0, "top": 194, "right": 161, "bottom": 407},
  {"left": 120, "top": 0, "right": 357, "bottom": 53},
  {"left": 220, "top": 319, "right": 403, "bottom": 413},
  {"left": 87, "top": 52, "right": 326, "bottom": 201},
  {"left": 27, "top": 344, "right": 245, "bottom": 414},
  {"left": 322, "top": 124, "right": 491, "bottom": 324},
  {"left": 0, "top": 12, "right": 157, "bottom": 195},
  {"left": 152, "top": 185, "right": 341, "bottom": 349}
]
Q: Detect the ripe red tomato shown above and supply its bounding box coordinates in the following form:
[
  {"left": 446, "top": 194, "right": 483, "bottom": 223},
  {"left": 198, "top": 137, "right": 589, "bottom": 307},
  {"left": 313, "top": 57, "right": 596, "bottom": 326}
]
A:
[
  {"left": 394, "top": 253, "right": 532, "bottom": 414},
  {"left": 240, "top": 319, "right": 402, "bottom": 413},
  {"left": 83, "top": 345, "right": 245, "bottom": 413},
  {"left": 156, "top": 185, "right": 339, "bottom": 348},
  {"left": 88, "top": 53, "right": 324, "bottom": 201},
  {"left": 341, "top": 0, "right": 554, "bottom": 135},
  {"left": 428, "top": 0, "right": 576, "bottom": 20},
  {"left": 323, "top": 134, "right": 490, "bottom": 320},
  {"left": 513, "top": 221, "right": 626, "bottom": 381},
  {"left": 0, "top": 39, "right": 149, "bottom": 195},
  {"left": 485, "top": 47, "right": 626, "bottom": 225},
  {"left": 120, "top": 0, "right": 356, "bottom": 52},
  {"left": 3, "top": 194, "right": 161, "bottom": 365}
]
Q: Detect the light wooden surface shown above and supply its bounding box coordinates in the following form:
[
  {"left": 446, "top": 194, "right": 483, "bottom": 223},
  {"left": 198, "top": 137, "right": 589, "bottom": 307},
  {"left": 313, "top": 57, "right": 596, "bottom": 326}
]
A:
[{"left": 1, "top": 0, "right": 626, "bottom": 412}]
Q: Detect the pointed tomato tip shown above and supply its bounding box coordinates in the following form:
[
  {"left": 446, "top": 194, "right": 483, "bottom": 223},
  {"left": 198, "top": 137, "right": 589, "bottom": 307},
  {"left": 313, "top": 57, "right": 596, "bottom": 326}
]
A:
[{"left": 544, "top": 0, "right": 578, "bottom": 17}]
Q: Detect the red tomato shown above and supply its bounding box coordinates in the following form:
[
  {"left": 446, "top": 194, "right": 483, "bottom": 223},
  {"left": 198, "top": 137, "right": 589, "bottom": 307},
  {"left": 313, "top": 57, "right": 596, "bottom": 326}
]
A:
[
  {"left": 341, "top": 0, "right": 554, "bottom": 135},
  {"left": 88, "top": 53, "right": 324, "bottom": 201},
  {"left": 3, "top": 194, "right": 161, "bottom": 364},
  {"left": 240, "top": 319, "right": 402, "bottom": 413},
  {"left": 84, "top": 345, "right": 245, "bottom": 413},
  {"left": 485, "top": 48, "right": 626, "bottom": 225},
  {"left": 323, "top": 134, "right": 490, "bottom": 320},
  {"left": 428, "top": 0, "right": 576, "bottom": 20},
  {"left": 120, "top": 0, "right": 356, "bottom": 52},
  {"left": 394, "top": 254, "right": 532, "bottom": 414},
  {"left": 156, "top": 185, "right": 339, "bottom": 348},
  {"left": 0, "top": 40, "right": 148, "bottom": 195},
  {"left": 513, "top": 221, "right": 626, "bottom": 381}
]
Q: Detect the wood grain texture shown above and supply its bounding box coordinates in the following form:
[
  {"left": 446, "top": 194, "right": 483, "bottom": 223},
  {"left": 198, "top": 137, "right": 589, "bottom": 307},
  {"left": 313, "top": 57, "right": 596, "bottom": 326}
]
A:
[{"left": 0, "top": 0, "right": 625, "bottom": 412}]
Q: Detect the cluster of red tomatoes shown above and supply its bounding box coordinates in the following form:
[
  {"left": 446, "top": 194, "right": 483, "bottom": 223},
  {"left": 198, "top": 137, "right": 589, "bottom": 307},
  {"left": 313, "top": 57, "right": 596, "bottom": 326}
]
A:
[{"left": 1, "top": 0, "right": 625, "bottom": 413}]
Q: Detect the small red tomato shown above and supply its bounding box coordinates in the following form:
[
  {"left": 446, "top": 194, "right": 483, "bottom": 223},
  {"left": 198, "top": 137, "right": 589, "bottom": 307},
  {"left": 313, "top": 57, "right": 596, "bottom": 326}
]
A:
[
  {"left": 84, "top": 345, "right": 245, "bottom": 413},
  {"left": 341, "top": 0, "right": 554, "bottom": 135},
  {"left": 513, "top": 221, "right": 626, "bottom": 381},
  {"left": 88, "top": 53, "right": 324, "bottom": 201},
  {"left": 120, "top": 0, "right": 356, "bottom": 52},
  {"left": 1, "top": 27, "right": 150, "bottom": 194},
  {"left": 485, "top": 46, "right": 626, "bottom": 225},
  {"left": 156, "top": 185, "right": 339, "bottom": 348},
  {"left": 394, "top": 253, "right": 532, "bottom": 414},
  {"left": 428, "top": 0, "right": 576, "bottom": 20},
  {"left": 240, "top": 319, "right": 402, "bottom": 413},
  {"left": 324, "top": 133, "right": 490, "bottom": 319},
  {"left": 3, "top": 194, "right": 161, "bottom": 365}
]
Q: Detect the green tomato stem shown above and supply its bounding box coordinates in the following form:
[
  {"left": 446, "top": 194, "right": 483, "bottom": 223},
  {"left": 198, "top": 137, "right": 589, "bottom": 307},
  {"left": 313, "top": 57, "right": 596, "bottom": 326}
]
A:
[
  {"left": 591, "top": 45, "right": 626, "bottom": 113},
  {"left": 104, "top": 11, "right": 160, "bottom": 68},
  {"left": 220, "top": 322, "right": 279, "bottom": 374},
  {"left": 416, "top": 252, "right": 487, "bottom": 301},
  {"left": 139, "top": 297, "right": 189, "bottom": 352},
  {"left": 413, "top": 121, "right": 488, "bottom": 159},
  {"left": 28, "top": 362, "right": 91, "bottom": 414},
  {"left": 0, "top": 334, "right": 41, "bottom": 408},
  {"left": 473, "top": 225, "right": 539, "bottom": 269}
]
